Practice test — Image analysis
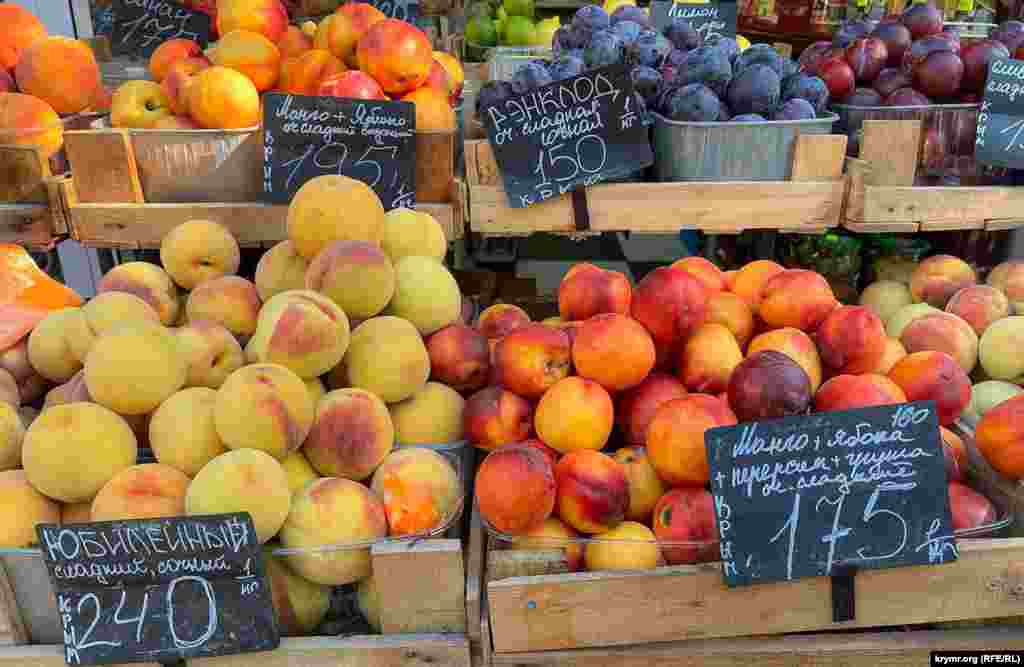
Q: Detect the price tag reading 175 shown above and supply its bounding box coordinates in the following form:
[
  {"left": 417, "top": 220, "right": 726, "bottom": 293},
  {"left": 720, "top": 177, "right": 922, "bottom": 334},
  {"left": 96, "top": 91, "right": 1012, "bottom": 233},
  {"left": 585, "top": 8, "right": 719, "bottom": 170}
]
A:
[{"left": 481, "top": 64, "right": 653, "bottom": 209}]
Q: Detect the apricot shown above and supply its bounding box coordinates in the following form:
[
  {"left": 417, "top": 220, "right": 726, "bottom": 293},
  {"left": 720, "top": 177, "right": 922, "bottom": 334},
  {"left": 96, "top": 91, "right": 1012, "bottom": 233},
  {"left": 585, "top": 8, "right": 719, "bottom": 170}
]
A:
[
  {"left": 427, "top": 324, "right": 491, "bottom": 393},
  {"left": 584, "top": 521, "right": 659, "bottom": 572},
  {"left": 631, "top": 266, "right": 707, "bottom": 345},
  {"left": 814, "top": 374, "right": 907, "bottom": 412},
  {"left": 510, "top": 516, "right": 583, "bottom": 571},
  {"left": 748, "top": 327, "right": 823, "bottom": 393},
  {"left": 946, "top": 285, "right": 1010, "bottom": 336},
  {"left": 535, "top": 376, "right": 614, "bottom": 454},
  {"left": 988, "top": 260, "right": 1024, "bottom": 314},
  {"left": 215, "top": 364, "right": 314, "bottom": 460},
  {"left": 187, "top": 276, "right": 262, "bottom": 339},
  {"left": 264, "top": 547, "right": 331, "bottom": 636},
  {"left": 217, "top": 0, "right": 289, "bottom": 42},
  {"left": 84, "top": 323, "right": 187, "bottom": 415},
  {"left": 476, "top": 445, "right": 555, "bottom": 535},
  {"left": 256, "top": 241, "right": 310, "bottom": 301},
  {"left": 910, "top": 254, "right": 977, "bottom": 308},
  {"left": 731, "top": 260, "right": 784, "bottom": 308},
  {"left": 558, "top": 264, "right": 631, "bottom": 322},
  {"left": 389, "top": 382, "right": 465, "bottom": 445},
  {"left": 647, "top": 394, "right": 736, "bottom": 486},
  {"left": 0, "top": 92, "right": 63, "bottom": 160},
  {"left": 149, "top": 387, "right": 227, "bottom": 477},
  {"left": 816, "top": 305, "right": 887, "bottom": 375},
  {"left": 0, "top": 470, "right": 58, "bottom": 547},
  {"left": 303, "top": 388, "right": 393, "bottom": 480},
  {"left": 463, "top": 386, "right": 532, "bottom": 451},
  {"left": 653, "top": 487, "right": 719, "bottom": 565},
  {"left": 555, "top": 450, "right": 629, "bottom": 535},
  {"left": 150, "top": 39, "right": 202, "bottom": 82},
  {"left": 160, "top": 219, "right": 241, "bottom": 291},
  {"left": 175, "top": 321, "right": 245, "bottom": 389},
  {"left": 572, "top": 314, "right": 655, "bottom": 392},
  {"left": 246, "top": 290, "right": 350, "bottom": 379},
  {"left": 186, "top": 66, "right": 261, "bottom": 129},
  {"left": 612, "top": 446, "right": 665, "bottom": 523},
  {"left": 900, "top": 312, "right": 978, "bottom": 373},
  {"left": 15, "top": 36, "right": 99, "bottom": 114},
  {"left": 0, "top": 5, "right": 46, "bottom": 71},
  {"left": 387, "top": 256, "right": 462, "bottom": 335},
  {"left": 370, "top": 447, "right": 460, "bottom": 536},
  {"left": 287, "top": 175, "right": 385, "bottom": 260},
  {"left": 759, "top": 269, "right": 838, "bottom": 331},
  {"left": 705, "top": 291, "right": 755, "bottom": 349},
  {"left": 976, "top": 394, "right": 1024, "bottom": 479},
  {"left": 979, "top": 316, "right": 1024, "bottom": 381},
  {"left": 97, "top": 261, "right": 180, "bottom": 326},
  {"left": 888, "top": 351, "right": 971, "bottom": 425},
  {"left": 90, "top": 464, "right": 189, "bottom": 522},
  {"left": 678, "top": 323, "right": 742, "bottom": 394},
  {"left": 279, "top": 49, "right": 345, "bottom": 95},
  {"left": 477, "top": 304, "right": 530, "bottom": 340},
  {"left": 207, "top": 28, "right": 282, "bottom": 91}
]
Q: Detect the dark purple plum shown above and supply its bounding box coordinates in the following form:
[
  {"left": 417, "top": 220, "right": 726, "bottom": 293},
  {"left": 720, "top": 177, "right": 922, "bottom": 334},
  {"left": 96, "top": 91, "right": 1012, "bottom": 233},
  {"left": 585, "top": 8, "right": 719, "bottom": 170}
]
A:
[
  {"left": 842, "top": 87, "right": 883, "bottom": 105},
  {"left": 832, "top": 19, "right": 874, "bottom": 48},
  {"left": 635, "top": 30, "right": 672, "bottom": 68},
  {"left": 901, "top": 2, "right": 943, "bottom": 40},
  {"left": 663, "top": 17, "right": 701, "bottom": 51},
  {"left": 872, "top": 67, "right": 911, "bottom": 97},
  {"left": 678, "top": 45, "right": 733, "bottom": 96},
  {"left": 584, "top": 30, "right": 624, "bottom": 68},
  {"left": 512, "top": 61, "right": 553, "bottom": 91},
  {"left": 781, "top": 73, "right": 829, "bottom": 112},
  {"left": 772, "top": 97, "right": 816, "bottom": 120},
  {"left": 871, "top": 21, "right": 911, "bottom": 67},
  {"left": 631, "top": 65, "right": 663, "bottom": 104},
  {"left": 573, "top": 5, "right": 611, "bottom": 33},
  {"left": 902, "top": 34, "right": 957, "bottom": 73},
  {"left": 665, "top": 83, "right": 722, "bottom": 121},
  {"left": 732, "top": 113, "right": 766, "bottom": 121},
  {"left": 727, "top": 63, "right": 781, "bottom": 116},
  {"left": 707, "top": 36, "right": 740, "bottom": 65},
  {"left": 736, "top": 43, "right": 784, "bottom": 75},
  {"left": 913, "top": 50, "right": 963, "bottom": 98},
  {"left": 884, "top": 86, "right": 931, "bottom": 106},
  {"left": 799, "top": 40, "right": 834, "bottom": 71},
  {"left": 475, "top": 80, "right": 517, "bottom": 115},
  {"left": 611, "top": 4, "right": 652, "bottom": 28},
  {"left": 613, "top": 19, "right": 643, "bottom": 45},
  {"left": 961, "top": 39, "right": 1010, "bottom": 94},
  {"left": 548, "top": 54, "right": 586, "bottom": 81}
]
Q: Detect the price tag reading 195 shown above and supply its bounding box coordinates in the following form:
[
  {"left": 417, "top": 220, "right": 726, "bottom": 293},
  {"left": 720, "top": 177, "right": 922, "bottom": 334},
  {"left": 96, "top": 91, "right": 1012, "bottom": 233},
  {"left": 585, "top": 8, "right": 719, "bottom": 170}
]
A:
[{"left": 481, "top": 64, "right": 653, "bottom": 209}]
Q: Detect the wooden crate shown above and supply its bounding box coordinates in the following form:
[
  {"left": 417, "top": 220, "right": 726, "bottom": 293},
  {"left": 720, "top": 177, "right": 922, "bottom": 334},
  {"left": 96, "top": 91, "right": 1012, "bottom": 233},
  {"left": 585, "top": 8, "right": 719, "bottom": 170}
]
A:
[
  {"left": 844, "top": 119, "right": 1024, "bottom": 233},
  {"left": 0, "top": 145, "right": 71, "bottom": 249},
  {"left": 463, "top": 134, "right": 848, "bottom": 236}
]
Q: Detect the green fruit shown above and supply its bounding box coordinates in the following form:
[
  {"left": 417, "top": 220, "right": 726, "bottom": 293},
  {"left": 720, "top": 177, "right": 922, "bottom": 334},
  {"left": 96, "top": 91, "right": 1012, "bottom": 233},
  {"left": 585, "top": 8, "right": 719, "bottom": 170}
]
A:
[
  {"left": 466, "top": 14, "right": 499, "bottom": 47},
  {"left": 503, "top": 0, "right": 534, "bottom": 18}
]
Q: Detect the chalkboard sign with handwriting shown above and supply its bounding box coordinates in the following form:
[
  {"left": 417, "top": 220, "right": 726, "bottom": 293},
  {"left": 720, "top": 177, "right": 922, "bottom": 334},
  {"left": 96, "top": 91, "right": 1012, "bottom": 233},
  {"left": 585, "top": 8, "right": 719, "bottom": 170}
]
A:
[
  {"left": 262, "top": 93, "right": 416, "bottom": 210},
  {"left": 480, "top": 64, "right": 653, "bottom": 209},
  {"left": 37, "top": 514, "right": 278, "bottom": 665},
  {"left": 976, "top": 58, "right": 1024, "bottom": 170},
  {"left": 650, "top": 0, "right": 737, "bottom": 41},
  {"left": 110, "top": 0, "right": 212, "bottom": 59},
  {"left": 366, "top": 0, "right": 419, "bottom": 23},
  {"left": 705, "top": 402, "right": 957, "bottom": 588}
]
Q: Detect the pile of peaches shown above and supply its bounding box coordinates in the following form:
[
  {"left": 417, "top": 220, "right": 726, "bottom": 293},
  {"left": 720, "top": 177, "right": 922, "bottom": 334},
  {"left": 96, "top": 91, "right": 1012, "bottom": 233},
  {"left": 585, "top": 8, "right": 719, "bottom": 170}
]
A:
[
  {"left": 468, "top": 257, "right": 1008, "bottom": 572},
  {"left": 115, "top": 0, "right": 463, "bottom": 131}
]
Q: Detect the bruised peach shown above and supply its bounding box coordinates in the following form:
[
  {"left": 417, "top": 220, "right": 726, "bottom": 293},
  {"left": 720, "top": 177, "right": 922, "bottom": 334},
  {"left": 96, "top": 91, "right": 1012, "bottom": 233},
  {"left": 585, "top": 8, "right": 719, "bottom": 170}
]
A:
[
  {"left": 90, "top": 463, "right": 190, "bottom": 522},
  {"left": 15, "top": 36, "right": 99, "bottom": 114},
  {"left": 558, "top": 264, "right": 631, "bottom": 322},
  {"left": 677, "top": 323, "right": 742, "bottom": 394},
  {"left": 816, "top": 305, "right": 887, "bottom": 375},
  {"left": 874, "top": 337, "right": 908, "bottom": 374},
  {"left": 631, "top": 266, "right": 707, "bottom": 346},
  {"left": 463, "top": 387, "right": 532, "bottom": 450},
  {"left": 279, "top": 49, "right": 346, "bottom": 95},
  {"left": 0, "top": 5, "right": 46, "bottom": 71},
  {"left": 646, "top": 394, "right": 736, "bottom": 487},
  {"left": 900, "top": 312, "right": 978, "bottom": 373},
  {"left": 671, "top": 256, "right": 726, "bottom": 292},
  {"left": 475, "top": 445, "right": 555, "bottom": 535},
  {"left": 653, "top": 487, "right": 719, "bottom": 565},
  {"left": 477, "top": 304, "right": 531, "bottom": 340},
  {"left": 888, "top": 351, "right": 971, "bottom": 425},
  {"left": 706, "top": 291, "right": 755, "bottom": 349},
  {"left": 988, "top": 260, "right": 1024, "bottom": 314},
  {"left": 278, "top": 25, "right": 314, "bottom": 59},
  {"left": 946, "top": 285, "right": 1010, "bottom": 336},
  {"left": 747, "top": 327, "right": 823, "bottom": 393},
  {"left": 555, "top": 450, "right": 629, "bottom": 535},
  {"left": 356, "top": 19, "right": 433, "bottom": 95},
  {"left": 493, "top": 323, "right": 571, "bottom": 398},
  {"left": 759, "top": 269, "right": 838, "bottom": 331},
  {"left": 615, "top": 372, "right": 687, "bottom": 446},
  {"left": 186, "top": 66, "right": 261, "bottom": 129},
  {"left": 510, "top": 516, "right": 582, "bottom": 571},
  {"left": 814, "top": 374, "right": 907, "bottom": 412},
  {"left": 427, "top": 324, "right": 490, "bottom": 393},
  {"left": 303, "top": 388, "right": 393, "bottom": 481},
  {"left": 217, "top": 0, "right": 289, "bottom": 42},
  {"left": 370, "top": 447, "right": 459, "bottom": 536},
  {"left": 150, "top": 39, "right": 202, "bottom": 82},
  {"left": 535, "top": 377, "right": 614, "bottom": 454},
  {"left": 910, "top": 254, "right": 977, "bottom": 308},
  {"left": 732, "top": 260, "right": 784, "bottom": 308},
  {"left": 613, "top": 447, "right": 665, "bottom": 523},
  {"left": 572, "top": 314, "right": 655, "bottom": 392},
  {"left": 976, "top": 394, "right": 1024, "bottom": 479}
]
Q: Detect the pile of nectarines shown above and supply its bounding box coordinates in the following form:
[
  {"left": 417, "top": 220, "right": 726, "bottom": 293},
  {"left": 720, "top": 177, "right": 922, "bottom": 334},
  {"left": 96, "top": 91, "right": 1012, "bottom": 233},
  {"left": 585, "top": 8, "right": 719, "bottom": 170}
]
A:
[{"left": 472, "top": 255, "right": 1007, "bottom": 572}]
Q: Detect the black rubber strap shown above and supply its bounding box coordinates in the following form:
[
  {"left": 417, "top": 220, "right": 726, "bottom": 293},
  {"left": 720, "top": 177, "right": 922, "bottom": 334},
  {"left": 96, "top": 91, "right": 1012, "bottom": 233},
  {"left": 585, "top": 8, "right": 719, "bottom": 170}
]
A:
[{"left": 570, "top": 187, "right": 591, "bottom": 232}]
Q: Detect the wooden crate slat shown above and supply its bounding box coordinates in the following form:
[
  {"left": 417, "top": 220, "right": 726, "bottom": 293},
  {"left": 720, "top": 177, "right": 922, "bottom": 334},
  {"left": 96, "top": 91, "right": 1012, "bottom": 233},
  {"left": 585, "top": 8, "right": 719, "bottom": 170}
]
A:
[
  {"left": 487, "top": 538, "right": 1024, "bottom": 653},
  {"left": 372, "top": 540, "right": 466, "bottom": 634},
  {"left": 189, "top": 635, "right": 471, "bottom": 667},
  {"left": 0, "top": 646, "right": 157, "bottom": 667},
  {"left": 63, "top": 130, "right": 145, "bottom": 204},
  {"left": 0, "top": 146, "right": 50, "bottom": 205}
]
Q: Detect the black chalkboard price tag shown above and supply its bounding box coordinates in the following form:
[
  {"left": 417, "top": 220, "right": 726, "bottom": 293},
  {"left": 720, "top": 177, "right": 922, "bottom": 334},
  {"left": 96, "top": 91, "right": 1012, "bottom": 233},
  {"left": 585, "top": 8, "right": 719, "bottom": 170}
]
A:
[
  {"left": 109, "top": 0, "right": 213, "bottom": 59},
  {"left": 262, "top": 93, "right": 416, "bottom": 210},
  {"left": 480, "top": 64, "right": 654, "bottom": 209},
  {"left": 705, "top": 402, "right": 957, "bottom": 588},
  {"left": 366, "top": 0, "right": 420, "bottom": 23},
  {"left": 976, "top": 58, "right": 1024, "bottom": 170},
  {"left": 36, "top": 513, "right": 279, "bottom": 665},
  {"left": 650, "top": 0, "right": 738, "bottom": 41}
]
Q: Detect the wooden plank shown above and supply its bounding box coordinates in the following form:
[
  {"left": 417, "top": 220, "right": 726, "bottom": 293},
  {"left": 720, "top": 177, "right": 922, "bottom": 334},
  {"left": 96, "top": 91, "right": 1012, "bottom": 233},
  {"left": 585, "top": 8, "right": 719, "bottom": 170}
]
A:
[
  {"left": 372, "top": 540, "right": 466, "bottom": 634},
  {"left": 0, "top": 561, "right": 27, "bottom": 647},
  {"left": 63, "top": 130, "right": 145, "bottom": 203},
  {"left": 861, "top": 185, "right": 1024, "bottom": 227},
  {"left": 487, "top": 538, "right": 1024, "bottom": 653},
  {"left": 789, "top": 134, "right": 846, "bottom": 183},
  {"left": 190, "top": 635, "right": 471, "bottom": 667},
  {"left": 860, "top": 120, "right": 920, "bottom": 187},
  {"left": 0, "top": 146, "right": 50, "bottom": 204},
  {"left": 488, "top": 627, "right": 1024, "bottom": 667},
  {"left": 0, "top": 204, "right": 57, "bottom": 248},
  {"left": 0, "top": 646, "right": 157, "bottom": 667}
]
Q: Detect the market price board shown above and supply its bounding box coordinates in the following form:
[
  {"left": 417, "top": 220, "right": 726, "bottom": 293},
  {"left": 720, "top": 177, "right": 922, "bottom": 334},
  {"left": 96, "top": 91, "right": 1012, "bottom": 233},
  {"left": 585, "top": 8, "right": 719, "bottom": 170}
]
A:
[
  {"left": 705, "top": 402, "right": 957, "bottom": 588},
  {"left": 650, "top": 0, "right": 737, "bottom": 41},
  {"left": 480, "top": 64, "right": 653, "bottom": 209},
  {"left": 37, "top": 514, "right": 279, "bottom": 665},
  {"left": 976, "top": 58, "right": 1024, "bottom": 170},
  {"left": 109, "top": 0, "right": 213, "bottom": 58},
  {"left": 262, "top": 93, "right": 416, "bottom": 210}
]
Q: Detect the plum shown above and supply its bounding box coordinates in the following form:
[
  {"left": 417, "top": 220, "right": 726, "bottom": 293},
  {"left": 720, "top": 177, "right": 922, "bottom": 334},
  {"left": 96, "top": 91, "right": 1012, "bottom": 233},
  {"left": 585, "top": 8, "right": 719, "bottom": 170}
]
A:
[
  {"left": 636, "top": 31, "right": 673, "bottom": 68},
  {"left": 513, "top": 61, "right": 554, "bottom": 91},
  {"left": 611, "top": 4, "right": 652, "bottom": 29},
  {"left": 732, "top": 113, "right": 766, "bottom": 121},
  {"left": 842, "top": 87, "right": 883, "bottom": 106},
  {"left": 727, "top": 63, "right": 781, "bottom": 116},
  {"left": 816, "top": 57, "right": 855, "bottom": 100},
  {"left": 833, "top": 19, "right": 874, "bottom": 48},
  {"left": 901, "top": 2, "right": 943, "bottom": 40},
  {"left": 873, "top": 67, "right": 911, "bottom": 97},
  {"left": 772, "top": 97, "right": 816, "bottom": 120},
  {"left": 707, "top": 36, "right": 740, "bottom": 65},
  {"left": 678, "top": 45, "right": 733, "bottom": 96},
  {"left": 665, "top": 83, "right": 722, "bottom": 121},
  {"left": 631, "top": 65, "right": 663, "bottom": 104},
  {"left": 736, "top": 43, "right": 784, "bottom": 76},
  {"left": 913, "top": 50, "right": 963, "bottom": 99},
  {"left": 799, "top": 40, "right": 834, "bottom": 72},
  {"left": 961, "top": 39, "right": 1010, "bottom": 94},
  {"left": 885, "top": 86, "right": 931, "bottom": 106},
  {"left": 782, "top": 73, "right": 830, "bottom": 112},
  {"left": 871, "top": 21, "right": 912, "bottom": 67},
  {"left": 548, "top": 54, "right": 586, "bottom": 82},
  {"left": 613, "top": 19, "right": 643, "bottom": 46},
  {"left": 664, "top": 17, "right": 701, "bottom": 52},
  {"left": 574, "top": 5, "right": 611, "bottom": 33},
  {"left": 846, "top": 36, "right": 888, "bottom": 83},
  {"left": 584, "top": 30, "right": 625, "bottom": 68}
]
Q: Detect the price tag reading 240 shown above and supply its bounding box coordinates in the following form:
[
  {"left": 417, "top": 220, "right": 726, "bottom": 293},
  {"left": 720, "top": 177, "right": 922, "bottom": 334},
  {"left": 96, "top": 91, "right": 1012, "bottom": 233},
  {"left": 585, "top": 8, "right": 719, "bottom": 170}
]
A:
[
  {"left": 481, "top": 64, "right": 653, "bottom": 209},
  {"left": 705, "top": 402, "right": 958, "bottom": 588}
]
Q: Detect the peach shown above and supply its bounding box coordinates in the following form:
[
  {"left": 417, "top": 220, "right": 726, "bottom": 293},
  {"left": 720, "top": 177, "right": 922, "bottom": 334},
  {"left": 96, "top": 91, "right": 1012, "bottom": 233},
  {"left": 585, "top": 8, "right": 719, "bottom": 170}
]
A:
[
  {"left": 630, "top": 267, "right": 706, "bottom": 345},
  {"left": 475, "top": 445, "right": 555, "bottom": 535},
  {"left": 208, "top": 29, "right": 281, "bottom": 92},
  {"left": 816, "top": 305, "right": 888, "bottom": 375},
  {"left": 747, "top": 327, "right": 823, "bottom": 393},
  {"left": 988, "top": 260, "right": 1024, "bottom": 314},
  {"left": 370, "top": 447, "right": 460, "bottom": 536},
  {"left": 175, "top": 321, "right": 245, "bottom": 389},
  {"left": 161, "top": 56, "right": 209, "bottom": 115},
  {"left": 160, "top": 219, "right": 240, "bottom": 291},
  {"left": 337, "top": 316, "right": 430, "bottom": 403},
  {"left": 759, "top": 269, "right": 838, "bottom": 331},
  {"left": 0, "top": 470, "right": 58, "bottom": 547},
  {"left": 860, "top": 280, "right": 914, "bottom": 324},
  {"left": 304, "top": 388, "right": 393, "bottom": 480},
  {"left": 149, "top": 387, "right": 228, "bottom": 477},
  {"left": 187, "top": 448, "right": 291, "bottom": 543},
  {"left": 427, "top": 324, "right": 491, "bottom": 393},
  {"left": 671, "top": 256, "right": 726, "bottom": 292},
  {"left": 282, "top": 450, "right": 319, "bottom": 494},
  {"left": 217, "top": 0, "right": 289, "bottom": 42},
  {"left": 535, "top": 376, "right": 614, "bottom": 454},
  {"left": 186, "top": 66, "right": 261, "bottom": 129},
  {"left": 246, "top": 290, "right": 350, "bottom": 379},
  {"left": 584, "top": 521, "right": 659, "bottom": 572},
  {"left": 0, "top": 5, "right": 46, "bottom": 71},
  {"left": 264, "top": 547, "right": 331, "bottom": 636},
  {"left": 279, "top": 49, "right": 346, "bottom": 95},
  {"left": 355, "top": 18, "right": 432, "bottom": 95},
  {"left": 900, "top": 312, "right": 978, "bottom": 373},
  {"left": 477, "top": 304, "right": 531, "bottom": 340},
  {"left": 976, "top": 394, "right": 1024, "bottom": 479},
  {"left": 90, "top": 463, "right": 189, "bottom": 522},
  {"left": 888, "top": 351, "right": 971, "bottom": 425},
  {"left": 84, "top": 323, "right": 187, "bottom": 415},
  {"left": 558, "top": 264, "right": 632, "bottom": 322},
  {"left": 705, "top": 291, "right": 755, "bottom": 349},
  {"left": 555, "top": 450, "right": 629, "bottom": 534},
  {"left": 23, "top": 403, "right": 137, "bottom": 503},
  {"left": 287, "top": 175, "right": 385, "bottom": 260},
  {"left": 653, "top": 487, "right": 719, "bottom": 565},
  {"left": 910, "top": 254, "right": 977, "bottom": 308},
  {"left": 0, "top": 92, "right": 63, "bottom": 160},
  {"left": 97, "top": 261, "right": 180, "bottom": 326},
  {"left": 732, "top": 260, "right": 784, "bottom": 308},
  {"left": 187, "top": 276, "right": 262, "bottom": 339},
  {"left": 677, "top": 323, "right": 742, "bottom": 394},
  {"left": 278, "top": 25, "right": 314, "bottom": 59},
  {"left": 616, "top": 372, "right": 687, "bottom": 447},
  {"left": 61, "top": 501, "right": 92, "bottom": 525},
  {"left": 874, "top": 337, "right": 908, "bottom": 374},
  {"left": 946, "top": 285, "right": 1010, "bottom": 337},
  {"left": 613, "top": 446, "right": 665, "bottom": 523},
  {"left": 647, "top": 394, "right": 736, "bottom": 486},
  {"left": 510, "top": 516, "right": 583, "bottom": 572},
  {"left": 463, "top": 386, "right": 532, "bottom": 451},
  {"left": 215, "top": 363, "right": 314, "bottom": 459},
  {"left": 814, "top": 374, "right": 907, "bottom": 412},
  {"left": 15, "top": 36, "right": 99, "bottom": 114},
  {"left": 256, "top": 241, "right": 310, "bottom": 301},
  {"left": 150, "top": 39, "right": 202, "bottom": 82},
  {"left": 571, "top": 314, "right": 655, "bottom": 392},
  {"left": 979, "top": 316, "right": 1024, "bottom": 382},
  {"left": 315, "top": 4, "right": 387, "bottom": 67}
]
